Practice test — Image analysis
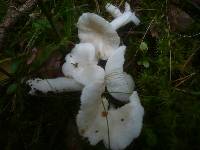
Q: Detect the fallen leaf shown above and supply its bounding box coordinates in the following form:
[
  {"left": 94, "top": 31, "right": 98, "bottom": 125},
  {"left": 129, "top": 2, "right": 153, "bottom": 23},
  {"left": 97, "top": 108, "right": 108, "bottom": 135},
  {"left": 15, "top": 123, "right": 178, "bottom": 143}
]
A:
[{"left": 168, "top": 5, "right": 193, "bottom": 32}]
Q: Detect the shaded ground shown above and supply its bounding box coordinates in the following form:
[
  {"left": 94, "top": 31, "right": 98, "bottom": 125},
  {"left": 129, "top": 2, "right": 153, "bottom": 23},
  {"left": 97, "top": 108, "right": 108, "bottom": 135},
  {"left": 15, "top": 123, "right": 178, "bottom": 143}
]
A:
[{"left": 0, "top": 0, "right": 200, "bottom": 150}]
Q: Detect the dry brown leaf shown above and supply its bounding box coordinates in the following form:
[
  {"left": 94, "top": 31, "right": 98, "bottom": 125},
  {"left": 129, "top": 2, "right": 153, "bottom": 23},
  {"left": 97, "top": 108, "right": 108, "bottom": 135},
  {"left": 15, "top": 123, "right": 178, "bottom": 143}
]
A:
[{"left": 168, "top": 5, "right": 193, "bottom": 32}]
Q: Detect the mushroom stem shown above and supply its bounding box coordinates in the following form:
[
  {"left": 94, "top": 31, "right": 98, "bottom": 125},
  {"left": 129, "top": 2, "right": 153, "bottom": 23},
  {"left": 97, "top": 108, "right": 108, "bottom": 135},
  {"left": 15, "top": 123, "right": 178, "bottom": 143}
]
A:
[
  {"left": 110, "top": 11, "right": 140, "bottom": 30},
  {"left": 106, "top": 2, "right": 140, "bottom": 30},
  {"left": 105, "top": 3, "right": 122, "bottom": 18}
]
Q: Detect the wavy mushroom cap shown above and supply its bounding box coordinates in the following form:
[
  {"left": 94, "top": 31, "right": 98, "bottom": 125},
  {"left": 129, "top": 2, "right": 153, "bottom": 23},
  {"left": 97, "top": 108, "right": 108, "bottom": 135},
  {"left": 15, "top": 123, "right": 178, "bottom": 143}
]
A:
[
  {"left": 77, "top": 82, "right": 144, "bottom": 150},
  {"left": 77, "top": 13, "right": 120, "bottom": 60},
  {"left": 76, "top": 82, "right": 106, "bottom": 145},
  {"left": 69, "top": 43, "right": 98, "bottom": 65},
  {"left": 104, "top": 91, "right": 144, "bottom": 150},
  {"left": 62, "top": 43, "right": 105, "bottom": 86},
  {"left": 105, "top": 46, "right": 135, "bottom": 101}
]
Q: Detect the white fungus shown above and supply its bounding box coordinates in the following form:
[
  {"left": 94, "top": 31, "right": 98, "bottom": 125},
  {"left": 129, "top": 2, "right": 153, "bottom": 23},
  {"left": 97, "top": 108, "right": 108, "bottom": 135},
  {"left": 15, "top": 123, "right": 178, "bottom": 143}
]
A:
[
  {"left": 104, "top": 91, "right": 144, "bottom": 150},
  {"left": 106, "top": 2, "right": 140, "bottom": 30},
  {"left": 26, "top": 2, "right": 144, "bottom": 150},
  {"left": 62, "top": 43, "right": 97, "bottom": 78},
  {"left": 76, "top": 81, "right": 144, "bottom": 150},
  {"left": 105, "top": 46, "right": 135, "bottom": 101},
  {"left": 26, "top": 77, "right": 83, "bottom": 95},
  {"left": 62, "top": 43, "right": 105, "bottom": 86}
]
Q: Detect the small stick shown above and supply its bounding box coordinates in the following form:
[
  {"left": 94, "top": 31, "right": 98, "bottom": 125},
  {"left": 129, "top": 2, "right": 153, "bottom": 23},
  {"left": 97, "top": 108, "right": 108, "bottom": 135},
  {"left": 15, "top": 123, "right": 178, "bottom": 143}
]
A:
[
  {"left": 175, "top": 73, "right": 195, "bottom": 87},
  {"left": 101, "top": 99, "right": 111, "bottom": 150}
]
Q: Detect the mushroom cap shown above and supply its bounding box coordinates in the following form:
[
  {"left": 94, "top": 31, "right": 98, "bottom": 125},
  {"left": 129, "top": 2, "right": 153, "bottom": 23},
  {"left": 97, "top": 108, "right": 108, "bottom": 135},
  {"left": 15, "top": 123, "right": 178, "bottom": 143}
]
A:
[
  {"left": 104, "top": 91, "right": 144, "bottom": 150},
  {"left": 62, "top": 61, "right": 105, "bottom": 86},
  {"left": 77, "top": 13, "right": 120, "bottom": 60},
  {"left": 76, "top": 81, "right": 106, "bottom": 144},
  {"left": 69, "top": 43, "right": 98, "bottom": 65},
  {"left": 62, "top": 43, "right": 97, "bottom": 78},
  {"left": 62, "top": 43, "right": 97, "bottom": 77},
  {"left": 62, "top": 43, "right": 105, "bottom": 86},
  {"left": 76, "top": 83, "right": 144, "bottom": 150},
  {"left": 73, "top": 65, "right": 105, "bottom": 86},
  {"left": 105, "top": 3, "right": 122, "bottom": 18},
  {"left": 105, "top": 46, "right": 135, "bottom": 101}
]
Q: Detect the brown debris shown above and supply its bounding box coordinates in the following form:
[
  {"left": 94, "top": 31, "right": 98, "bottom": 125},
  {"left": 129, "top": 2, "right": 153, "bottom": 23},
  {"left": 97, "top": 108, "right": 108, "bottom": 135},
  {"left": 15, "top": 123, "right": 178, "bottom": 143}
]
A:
[
  {"left": 150, "top": 24, "right": 159, "bottom": 38},
  {"left": 101, "top": 111, "right": 108, "bottom": 117},
  {"left": 168, "top": 5, "right": 193, "bottom": 32},
  {"left": 0, "top": 0, "right": 39, "bottom": 51}
]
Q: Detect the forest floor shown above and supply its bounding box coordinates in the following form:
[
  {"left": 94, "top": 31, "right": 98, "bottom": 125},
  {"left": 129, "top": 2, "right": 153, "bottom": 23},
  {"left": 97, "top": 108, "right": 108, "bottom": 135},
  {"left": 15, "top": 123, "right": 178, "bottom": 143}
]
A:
[{"left": 0, "top": 0, "right": 200, "bottom": 150}]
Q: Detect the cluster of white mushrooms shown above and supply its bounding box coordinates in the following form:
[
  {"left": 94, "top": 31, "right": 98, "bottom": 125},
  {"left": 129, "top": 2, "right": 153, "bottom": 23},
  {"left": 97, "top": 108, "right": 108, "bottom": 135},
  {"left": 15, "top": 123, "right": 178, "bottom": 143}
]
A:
[{"left": 27, "top": 3, "right": 144, "bottom": 150}]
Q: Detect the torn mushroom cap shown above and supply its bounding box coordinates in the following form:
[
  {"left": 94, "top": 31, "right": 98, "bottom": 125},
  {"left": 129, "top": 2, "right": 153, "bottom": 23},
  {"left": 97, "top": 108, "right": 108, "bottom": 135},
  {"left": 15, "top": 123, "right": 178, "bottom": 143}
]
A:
[
  {"left": 105, "top": 46, "right": 135, "bottom": 101},
  {"left": 77, "top": 82, "right": 144, "bottom": 150},
  {"left": 77, "top": 13, "right": 120, "bottom": 60},
  {"left": 26, "top": 77, "right": 83, "bottom": 95},
  {"left": 62, "top": 43, "right": 105, "bottom": 86},
  {"left": 69, "top": 43, "right": 98, "bottom": 65}
]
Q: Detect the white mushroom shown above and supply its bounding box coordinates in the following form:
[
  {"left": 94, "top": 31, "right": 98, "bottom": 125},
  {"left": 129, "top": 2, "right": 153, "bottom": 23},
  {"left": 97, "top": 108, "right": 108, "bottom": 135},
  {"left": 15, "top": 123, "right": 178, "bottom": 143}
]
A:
[
  {"left": 105, "top": 46, "right": 135, "bottom": 101},
  {"left": 62, "top": 43, "right": 98, "bottom": 77},
  {"left": 76, "top": 82, "right": 144, "bottom": 150},
  {"left": 105, "top": 3, "right": 122, "bottom": 18},
  {"left": 26, "top": 77, "right": 83, "bottom": 95},
  {"left": 106, "top": 2, "right": 140, "bottom": 30},
  {"left": 69, "top": 43, "right": 98, "bottom": 65},
  {"left": 77, "top": 13, "right": 120, "bottom": 60},
  {"left": 62, "top": 43, "right": 105, "bottom": 86},
  {"left": 76, "top": 82, "right": 105, "bottom": 138},
  {"left": 104, "top": 91, "right": 144, "bottom": 150},
  {"left": 72, "top": 65, "right": 105, "bottom": 86}
]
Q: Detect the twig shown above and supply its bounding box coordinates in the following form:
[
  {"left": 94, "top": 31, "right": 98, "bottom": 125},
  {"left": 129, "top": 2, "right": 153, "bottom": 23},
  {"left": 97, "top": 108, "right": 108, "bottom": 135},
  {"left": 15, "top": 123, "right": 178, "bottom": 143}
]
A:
[
  {"left": 101, "top": 99, "right": 110, "bottom": 150},
  {"left": 0, "top": 67, "right": 12, "bottom": 77},
  {"left": 134, "top": 17, "right": 155, "bottom": 57},
  {"left": 94, "top": 0, "right": 100, "bottom": 14},
  {"left": 174, "top": 73, "right": 195, "bottom": 87},
  {"left": 173, "top": 73, "right": 196, "bottom": 82},
  {"left": 175, "top": 32, "right": 200, "bottom": 38},
  {"left": 141, "top": 17, "right": 155, "bottom": 41},
  {"left": 165, "top": 0, "right": 172, "bottom": 81},
  {"left": 182, "top": 47, "right": 200, "bottom": 71},
  {"left": 119, "top": 0, "right": 125, "bottom": 7}
]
